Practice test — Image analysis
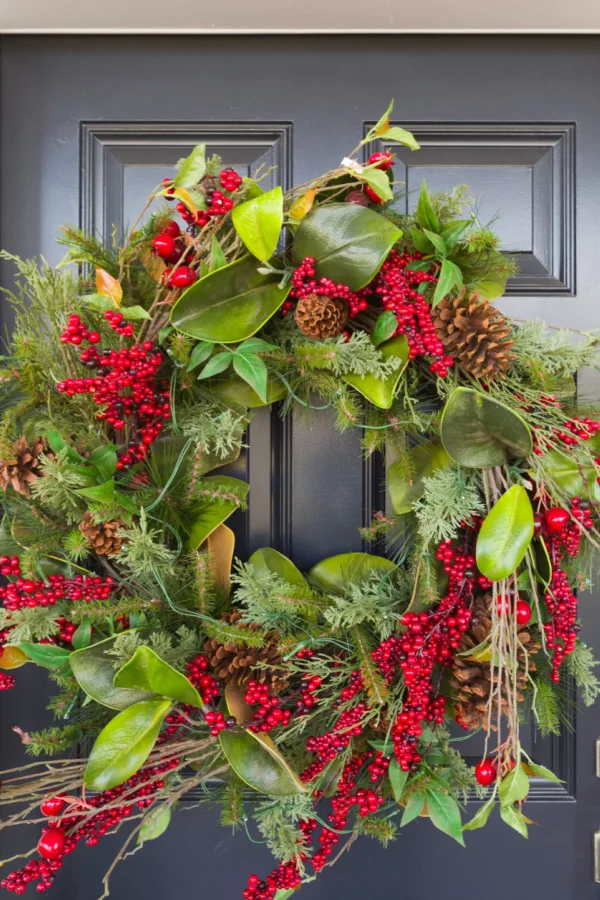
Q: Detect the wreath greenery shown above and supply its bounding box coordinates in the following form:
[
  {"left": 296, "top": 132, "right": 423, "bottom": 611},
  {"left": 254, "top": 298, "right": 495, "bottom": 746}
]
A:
[{"left": 0, "top": 101, "right": 599, "bottom": 899}]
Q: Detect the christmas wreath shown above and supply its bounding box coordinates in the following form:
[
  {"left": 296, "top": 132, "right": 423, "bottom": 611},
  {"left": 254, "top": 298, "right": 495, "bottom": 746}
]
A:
[{"left": 0, "top": 102, "right": 599, "bottom": 899}]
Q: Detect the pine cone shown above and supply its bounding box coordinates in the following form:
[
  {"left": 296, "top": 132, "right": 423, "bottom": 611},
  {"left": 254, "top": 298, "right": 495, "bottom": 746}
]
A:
[
  {"left": 204, "top": 611, "right": 287, "bottom": 693},
  {"left": 79, "top": 512, "right": 126, "bottom": 556},
  {"left": 450, "top": 594, "right": 539, "bottom": 731},
  {"left": 432, "top": 289, "right": 515, "bottom": 380},
  {"left": 0, "top": 437, "right": 51, "bottom": 497},
  {"left": 294, "top": 293, "right": 348, "bottom": 339}
]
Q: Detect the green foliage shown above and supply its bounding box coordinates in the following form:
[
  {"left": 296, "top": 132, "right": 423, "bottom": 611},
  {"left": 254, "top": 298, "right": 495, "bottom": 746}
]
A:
[
  {"left": 30, "top": 450, "right": 88, "bottom": 523},
  {"left": 220, "top": 777, "right": 246, "bottom": 830},
  {"left": 357, "top": 815, "right": 398, "bottom": 847},
  {"left": 115, "top": 509, "right": 177, "bottom": 580},
  {"left": 322, "top": 570, "right": 408, "bottom": 639},
  {"left": 255, "top": 795, "right": 315, "bottom": 861},
  {"left": 567, "top": 640, "right": 600, "bottom": 706},
  {"left": 413, "top": 467, "right": 484, "bottom": 546},
  {"left": 511, "top": 320, "right": 600, "bottom": 384},
  {"left": 531, "top": 677, "right": 562, "bottom": 737},
  {"left": 23, "top": 725, "right": 85, "bottom": 757},
  {"left": 0, "top": 605, "right": 63, "bottom": 643},
  {"left": 233, "top": 563, "right": 322, "bottom": 634},
  {"left": 287, "top": 330, "right": 402, "bottom": 380}
]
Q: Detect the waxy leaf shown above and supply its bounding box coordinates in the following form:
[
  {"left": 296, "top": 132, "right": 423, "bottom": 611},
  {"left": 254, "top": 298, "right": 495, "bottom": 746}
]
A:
[
  {"left": 186, "top": 341, "right": 213, "bottom": 372},
  {"left": 432, "top": 258, "right": 463, "bottom": 307},
  {"left": 233, "top": 353, "right": 268, "bottom": 404},
  {"left": 113, "top": 646, "right": 203, "bottom": 707},
  {"left": 185, "top": 476, "right": 249, "bottom": 551},
  {"left": 426, "top": 790, "right": 465, "bottom": 845},
  {"left": 523, "top": 761, "right": 562, "bottom": 784},
  {"left": 388, "top": 759, "right": 409, "bottom": 802},
  {"left": 71, "top": 621, "right": 92, "bottom": 651},
  {"left": 207, "top": 524, "right": 235, "bottom": 594},
  {"left": 371, "top": 310, "right": 398, "bottom": 347},
  {"left": 70, "top": 634, "right": 155, "bottom": 710},
  {"left": 360, "top": 166, "right": 393, "bottom": 202},
  {"left": 376, "top": 126, "right": 420, "bottom": 151},
  {"left": 500, "top": 804, "right": 529, "bottom": 838},
  {"left": 85, "top": 698, "right": 172, "bottom": 792},
  {"left": 174, "top": 145, "right": 206, "bottom": 188},
  {"left": 0, "top": 645, "right": 28, "bottom": 670},
  {"left": 249, "top": 547, "right": 307, "bottom": 587},
  {"left": 95, "top": 268, "right": 122, "bottom": 305},
  {"left": 138, "top": 804, "right": 172, "bottom": 844},
  {"left": 309, "top": 552, "right": 395, "bottom": 593},
  {"left": 232, "top": 187, "right": 284, "bottom": 262},
  {"left": 210, "top": 236, "right": 227, "bottom": 272},
  {"left": 17, "top": 642, "right": 71, "bottom": 670},
  {"left": 292, "top": 203, "right": 401, "bottom": 291},
  {"left": 170, "top": 256, "right": 291, "bottom": 344},
  {"left": 343, "top": 335, "right": 409, "bottom": 409},
  {"left": 441, "top": 387, "right": 532, "bottom": 468},
  {"left": 197, "top": 351, "right": 234, "bottom": 380},
  {"left": 463, "top": 795, "right": 496, "bottom": 831},
  {"left": 498, "top": 764, "right": 530, "bottom": 807},
  {"left": 476, "top": 485, "right": 534, "bottom": 582},
  {"left": 543, "top": 449, "right": 600, "bottom": 502},
  {"left": 288, "top": 189, "right": 317, "bottom": 221},
  {"left": 534, "top": 536, "right": 553, "bottom": 590},
  {"left": 400, "top": 791, "right": 426, "bottom": 825},
  {"left": 416, "top": 180, "right": 439, "bottom": 232},
  {"left": 209, "top": 372, "right": 287, "bottom": 409},
  {"left": 388, "top": 438, "right": 451, "bottom": 514}
]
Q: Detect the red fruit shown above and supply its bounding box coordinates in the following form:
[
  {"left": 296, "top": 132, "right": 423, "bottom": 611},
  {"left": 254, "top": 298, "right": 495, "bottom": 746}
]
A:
[
  {"left": 40, "top": 796, "right": 66, "bottom": 817},
  {"left": 162, "top": 220, "right": 180, "bottom": 238},
  {"left": 474, "top": 758, "right": 497, "bottom": 786},
  {"left": 368, "top": 151, "right": 394, "bottom": 171},
  {"left": 516, "top": 599, "right": 532, "bottom": 625},
  {"left": 545, "top": 507, "right": 570, "bottom": 533},
  {"left": 37, "top": 827, "right": 65, "bottom": 860},
  {"left": 345, "top": 190, "right": 369, "bottom": 206},
  {"left": 365, "top": 185, "right": 384, "bottom": 204},
  {"left": 495, "top": 594, "right": 511, "bottom": 615},
  {"left": 151, "top": 233, "right": 176, "bottom": 259},
  {"left": 169, "top": 267, "right": 197, "bottom": 289},
  {"left": 533, "top": 512, "right": 545, "bottom": 537}
]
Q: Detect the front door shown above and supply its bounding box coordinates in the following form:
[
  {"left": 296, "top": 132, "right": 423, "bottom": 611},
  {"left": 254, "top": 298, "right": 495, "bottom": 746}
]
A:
[{"left": 1, "top": 33, "right": 599, "bottom": 900}]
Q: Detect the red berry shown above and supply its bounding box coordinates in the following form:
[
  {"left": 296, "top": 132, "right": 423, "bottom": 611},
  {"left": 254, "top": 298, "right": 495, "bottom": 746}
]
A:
[
  {"left": 545, "top": 507, "right": 570, "bottom": 533},
  {"left": 40, "top": 796, "right": 66, "bottom": 817},
  {"left": 345, "top": 190, "right": 369, "bottom": 206},
  {"left": 495, "top": 594, "right": 511, "bottom": 616},
  {"left": 474, "top": 758, "right": 497, "bottom": 786},
  {"left": 151, "top": 233, "right": 176, "bottom": 259},
  {"left": 368, "top": 151, "right": 394, "bottom": 171},
  {"left": 533, "top": 512, "right": 545, "bottom": 537},
  {"left": 365, "top": 185, "right": 384, "bottom": 204},
  {"left": 516, "top": 599, "right": 532, "bottom": 625},
  {"left": 162, "top": 220, "right": 180, "bottom": 238},
  {"left": 37, "top": 828, "right": 65, "bottom": 860},
  {"left": 169, "top": 267, "right": 198, "bottom": 289}
]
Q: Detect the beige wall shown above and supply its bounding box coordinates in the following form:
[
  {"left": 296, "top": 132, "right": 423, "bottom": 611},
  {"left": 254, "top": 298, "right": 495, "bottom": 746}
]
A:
[{"left": 2, "top": 0, "right": 600, "bottom": 33}]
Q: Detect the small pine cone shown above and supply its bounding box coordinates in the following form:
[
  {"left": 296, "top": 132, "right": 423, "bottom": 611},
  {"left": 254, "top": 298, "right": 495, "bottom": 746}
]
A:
[
  {"left": 0, "top": 436, "right": 51, "bottom": 498},
  {"left": 204, "top": 611, "right": 287, "bottom": 693},
  {"left": 294, "top": 293, "right": 348, "bottom": 339},
  {"left": 450, "top": 594, "right": 539, "bottom": 731},
  {"left": 432, "top": 289, "right": 515, "bottom": 380},
  {"left": 79, "top": 512, "right": 126, "bottom": 556}
]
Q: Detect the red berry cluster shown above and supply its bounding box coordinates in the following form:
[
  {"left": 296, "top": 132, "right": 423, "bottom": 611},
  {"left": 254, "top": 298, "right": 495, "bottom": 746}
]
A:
[
  {"left": 296, "top": 672, "right": 322, "bottom": 714},
  {"left": 363, "top": 250, "right": 453, "bottom": 376},
  {"left": 203, "top": 709, "right": 228, "bottom": 736},
  {"left": 243, "top": 860, "right": 302, "bottom": 900},
  {"left": 301, "top": 699, "right": 368, "bottom": 782},
  {"left": 0, "top": 571, "right": 116, "bottom": 612},
  {"left": 102, "top": 310, "right": 135, "bottom": 338},
  {"left": 151, "top": 221, "right": 187, "bottom": 265},
  {"left": 185, "top": 654, "right": 220, "bottom": 704},
  {"left": 57, "top": 336, "right": 170, "bottom": 469},
  {"left": 284, "top": 257, "right": 367, "bottom": 319},
  {"left": 0, "top": 556, "right": 21, "bottom": 577},
  {"left": 0, "top": 673, "right": 16, "bottom": 691},
  {"left": 59, "top": 314, "right": 101, "bottom": 347},
  {"left": 219, "top": 169, "right": 244, "bottom": 192},
  {"left": 367, "top": 750, "right": 390, "bottom": 782},
  {"left": 243, "top": 681, "right": 292, "bottom": 734}
]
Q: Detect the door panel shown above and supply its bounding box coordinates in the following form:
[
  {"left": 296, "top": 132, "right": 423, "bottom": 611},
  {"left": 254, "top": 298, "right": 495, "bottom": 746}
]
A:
[{"left": 1, "top": 34, "right": 599, "bottom": 900}]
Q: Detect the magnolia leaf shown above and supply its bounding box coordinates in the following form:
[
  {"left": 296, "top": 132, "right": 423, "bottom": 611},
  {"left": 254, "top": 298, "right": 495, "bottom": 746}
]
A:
[
  {"left": 416, "top": 180, "right": 439, "bottom": 232},
  {"left": 543, "top": 448, "right": 600, "bottom": 502},
  {"left": 70, "top": 634, "right": 154, "bottom": 710},
  {"left": 186, "top": 341, "right": 214, "bottom": 372},
  {"left": 476, "top": 485, "right": 534, "bottom": 582},
  {"left": 400, "top": 791, "right": 426, "bottom": 825},
  {"left": 85, "top": 699, "right": 172, "bottom": 792},
  {"left": 534, "top": 537, "right": 553, "bottom": 590},
  {"left": 309, "top": 552, "right": 395, "bottom": 593},
  {"left": 376, "top": 126, "right": 420, "bottom": 150},
  {"left": 170, "top": 255, "right": 291, "bottom": 344},
  {"left": 197, "top": 352, "right": 233, "bottom": 380},
  {"left": 343, "top": 335, "right": 409, "bottom": 409},
  {"left": 114, "top": 646, "right": 203, "bottom": 707},
  {"left": 174, "top": 145, "right": 206, "bottom": 188},
  {"left": 209, "top": 372, "right": 286, "bottom": 409},
  {"left": 288, "top": 189, "right": 317, "bottom": 221},
  {"left": 388, "top": 438, "right": 451, "bottom": 514},
  {"left": 432, "top": 258, "right": 463, "bottom": 307},
  {"left": 16, "top": 642, "right": 71, "bottom": 670},
  {"left": 292, "top": 203, "right": 401, "bottom": 291},
  {"left": 499, "top": 804, "right": 529, "bottom": 838},
  {"left": 440, "top": 387, "right": 532, "bottom": 468},
  {"left": 231, "top": 187, "right": 283, "bottom": 262},
  {"left": 498, "top": 763, "right": 529, "bottom": 807},
  {"left": 71, "top": 621, "right": 92, "bottom": 651},
  {"left": 463, "top": 795, "right": 495, "bottom": 831},
  {"left": 185, "top": 476, "right": 249, "bottom": 551},
  {"left": 95, "top": 268, "right": 122, "bottom": 305},
  {"left": 138, "top": 804, "right": 172, "bottom": 844},
  {"left": 210, "top": 236, "right": 227, "bottom": 272},
  {"left": 360, "top": 167, "right": 393, "bottom": 203},
  {"left": 426, "top": 790, "right": 465, "bottom": 845},
  {"left": 0, "top": 645, "right": 29, "bottom": 670},
  {"left": 388, "top": 759, "right": 409, "bottom": 802},
  {"left": 371, "top": 310, "right": 398, "bottom": 347},
  {"left": 206, "top": 523, "right": 235, "bottom": 594},
  {"left": 248, "top": 547, "right": 307, "bottom": 587},
  {"left": 233, "top": 353, "right": 268, "bottom": 404}
]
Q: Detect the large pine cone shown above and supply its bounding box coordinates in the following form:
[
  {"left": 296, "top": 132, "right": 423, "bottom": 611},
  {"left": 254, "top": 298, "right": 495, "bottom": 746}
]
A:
[
  {"left": 294, "top": 293, "right": 348, "bottom": 339},
  {"left": 432, "top": 289, "right": 515, "bottom": 380},
  {"left": 450, "top": 594, "right": 539, "bottom": 731},
  {"left": 204, "top": 611, "right": 287, "bottom": 693},
  {"left": 0, "top": 437, "right": 50, "bottom": 497},
  {"left": 79, "top": 512, "right": 126, "bottom": 556}
]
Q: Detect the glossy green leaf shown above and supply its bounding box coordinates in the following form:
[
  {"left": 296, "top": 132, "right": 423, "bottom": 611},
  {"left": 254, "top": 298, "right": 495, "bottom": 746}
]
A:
[
  {"left": 534, "top": 537, "right": 553, "bottom": 590},
  {"left": 138, "top": 804, "right": 172, "bottom": 844},
  {"left": 75, "top": 479, "right": 115, "bottom": 504},
  {"left": 440, "top": 387, "right": 533, "bottom": 468},
  {"left": 219, "top": 728, "right": 305, "bottom": 797},
  {"left": 388, "top": 758, "right": 409, "bottom": 802},
  {"left": 388, "top": 438, "right": 451, "bottom": 514},
  {"left": 233, "top": 353, "right": 268, "bottom": 404},
  {"left": 113, "top": 646, "right": 202, "bottom": 707},
  {"left": 249, "top": 547, "right": 307, "bottom": 587},
  {"left": 499, "top": 804, "right": 528, "bottom": 838},
  {"left": 236, "top": 337, "right": 278, "bottom": 355},
  {"left": 498, "top": 762, "right": 529, "bottom": 807},
  {"left": 274, "top": 890, "right": 298, "bottom": 900},
  {"left": 410, "top": 227, "right": 434, "bottom": 254},
  {"left": 523, "top": 761, "right": 562, "bottom": 783},
  {"left": 84, "top": 294, "right": 151, "bottom": 319},
  {"left": 174, "top": 144, "right": 206, "bottom": 188},
  {"left": 88, "top": 445, "right": 118, "bottom": 481},
  {"left": 16, "top": 642, "right": 71, "bottom": 670},
  {"left": 543, "top": 449, "right": 600, "bottom": 502},
  {"left": 361, "top": 167, "right": 393, "bottom": 202},
  {"left": 70, "top": 634, "right": 155, "bottom": 710},
  {"left": 171, "top": 256, "right": 290, "bottom": 344},
  {"left": 458, "top": 249, "right": 509, "bottom": 300},
  {"left": 231, "top": 187, "right": 283, "bottom": 262},
  {"left": 400, "top": 791, "right": 425, "bottom": 825},
  {"left": 463, "top": 795, "right": 495, "bottom": 831},
  {"left": 209, "top": 372, "right": 287, "bottom": 409},
  {"left": 242, "top": 178, "right": 264, "bottom": 200},
  {"left": 476, "top": 485, "right": 534, "bottom": 582},
  {"left": 85, "top": 698, "right": 172, "bottom": 792},
  {"left": 291, "top": 203, "right": 401, "bottom": 291},
  {"left": 416, "top": 180, "right": 439, "bottom": 232},
  {"left": 343, "top": 335, "right": 409, "bottom": 409},
  {"left": 309, "top": 552, "right": 395, "bottom": 592},
  {"left": 376, "top": 126, "right": 420, "bottom": 151},
  {"left": 423, "top": 229, "right": 447, "bottom": 258},
  {"left": 71, "top": 621, "right": 92, "bottom": 651},
  {"left": 371, "top": 310, "right": 398, "bottom": 347},
  {"left": 433, "top": 258, "right": 463, "bottom": 307},
  {"left": 186, "top": 341, "right": 213, "bottom": 372},
  {"left": 426, "top": 790, "right": 465, "bottom": 845},
  {"left": 440, "top": 219, "right": 471, "bottom": 250},
  {"left": 209, "top": 236, "right": 227, "bottom": 272},
  {"left": 46, "top": 431, "right": 85, "bottom": 462},
  {"left": 197, "top": 351, "right": 233, "bottom": 380},
  {"left": 370, "top": 99, "right": 395, "bottom": 137},
  {"left": 185, "top": 476, "right": 249, "bottom": 551}
]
